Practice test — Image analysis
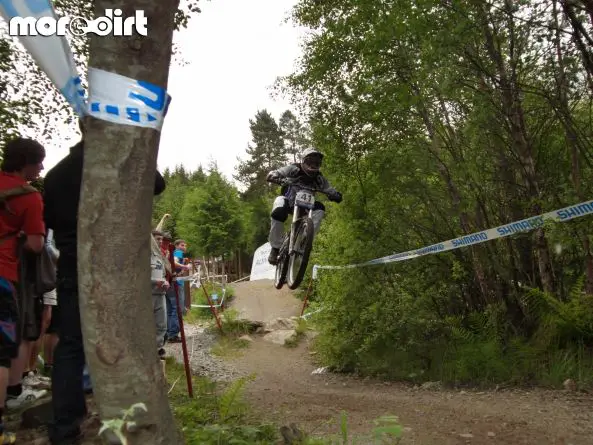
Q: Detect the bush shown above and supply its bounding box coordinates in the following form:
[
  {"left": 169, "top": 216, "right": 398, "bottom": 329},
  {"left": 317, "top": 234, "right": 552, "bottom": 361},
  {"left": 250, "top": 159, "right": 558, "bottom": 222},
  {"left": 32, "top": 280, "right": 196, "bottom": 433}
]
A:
[{"left": 310, "top": 267, "right": 593, "bottom": 388}]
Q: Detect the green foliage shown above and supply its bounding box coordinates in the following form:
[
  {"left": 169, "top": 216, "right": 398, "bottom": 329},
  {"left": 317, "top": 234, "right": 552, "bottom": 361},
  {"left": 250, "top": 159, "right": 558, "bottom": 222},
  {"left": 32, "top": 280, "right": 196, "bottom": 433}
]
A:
[
  {"left": 167, "top": 359, "right": 278, "bottom": 444},
  {"left": 234, "top": 108, "right": 312, "bottom": 253},
  {"left": 99, "top": 403, "right": 148, "bottom": 445},
  {"left": 186, "top": 282, "right": 234, "bottom": 321},
  {"left": 240, "top": 195, "right": 272, "bottom": 254},
  {"left": 152, "top": 164, "right": 203, "bottom": 240},
  {"left": 154, "top": 108, "right": 308, "bottom": 272},
  {"left": 296, "top": 412, "right": 404, "bottom": 445},
  {"left": 277, "top": 0, "right": 593, "bottom": 387},
  {"left": 235, "top": 109, "right": 288, "bottom": 195},
  {"left": 168, "top": 357, "right": 406, "bottom": 445},
  {"left": 216, "top": 308, "right": 253, "bottom": 337},
  {"left": 310, "top": 269, "right": 593, "bottom": 387},
  {"left": 279, "top": 109, "right": 310, "bottom": 163},
  {"left": 207, "top": 308, "right": 257, "bottom": 357},
  {"left": 0, "top": 37, "right": 37, "bottom": 147},
  {"left": 177, "top": 165, "right": 242, "bottom": 259},
  {"left": 284, "top": 318, "right": 309, "bottom": 348},
  {"left": 1, "top": 0, "right": 201, "bottom": 150}
]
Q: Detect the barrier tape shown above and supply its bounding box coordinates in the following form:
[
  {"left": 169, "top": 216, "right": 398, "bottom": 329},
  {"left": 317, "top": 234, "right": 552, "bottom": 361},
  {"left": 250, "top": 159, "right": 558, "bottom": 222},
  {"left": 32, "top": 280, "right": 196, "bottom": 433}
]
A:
[
  {"left": 0, "top": 2, "right": 172, "bottom": 128},
  {"left": 0, "top": 0, "right": 87, "bottom": 117},
  {"left": 312, "top": 198, "right": 593, "bottom": 278},
  {"left": 88, "top": 68, "right": 171, "bottom": 131}
]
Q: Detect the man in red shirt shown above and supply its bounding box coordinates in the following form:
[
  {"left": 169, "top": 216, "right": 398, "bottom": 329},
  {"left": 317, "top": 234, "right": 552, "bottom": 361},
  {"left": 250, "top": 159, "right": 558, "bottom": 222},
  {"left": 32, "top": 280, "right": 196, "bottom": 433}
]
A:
[{"left": 0, "top": 137, "right": 47, "bottom": 443}]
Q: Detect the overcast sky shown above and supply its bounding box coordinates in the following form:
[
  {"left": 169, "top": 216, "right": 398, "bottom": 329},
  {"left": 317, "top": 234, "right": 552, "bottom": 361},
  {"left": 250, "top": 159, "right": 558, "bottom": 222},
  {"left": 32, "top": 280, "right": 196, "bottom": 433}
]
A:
[{"left": 40, "top": 0, "right": 307, "bottom": 182}]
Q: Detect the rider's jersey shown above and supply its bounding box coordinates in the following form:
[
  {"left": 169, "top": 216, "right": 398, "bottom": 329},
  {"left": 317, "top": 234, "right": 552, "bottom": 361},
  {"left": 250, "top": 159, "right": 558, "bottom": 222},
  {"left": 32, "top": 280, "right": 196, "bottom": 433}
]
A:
[{"left": 269, "top": 163, "right": 338, "bottom": 205}]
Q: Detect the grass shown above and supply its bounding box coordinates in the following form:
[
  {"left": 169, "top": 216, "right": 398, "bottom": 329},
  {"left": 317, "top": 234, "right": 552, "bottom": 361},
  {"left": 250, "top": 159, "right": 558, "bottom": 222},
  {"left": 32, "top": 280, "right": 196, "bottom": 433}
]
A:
[
  {"left": 187, "top": 281, "right": 235, "bottom": 321},
  {"left": 208, "top": 308, "right": 258, "bottom": 357},
  {"left": 211, "top": 336, "right": 252, "bottom": 358},
  {"left": 166, "top": 358, "right": 404, "bottom": 444},
  {"left": 284, "top": 318, "right": 309, "bottom": 348},
  {"left": 216, "top": 308, "right": 257, "bottom": 335},
  {"left": 166, "top": 357, "right": 278, "bottom": 444},
  {"left": 183, "top": 306, "right": 203, "bottom": 325}
]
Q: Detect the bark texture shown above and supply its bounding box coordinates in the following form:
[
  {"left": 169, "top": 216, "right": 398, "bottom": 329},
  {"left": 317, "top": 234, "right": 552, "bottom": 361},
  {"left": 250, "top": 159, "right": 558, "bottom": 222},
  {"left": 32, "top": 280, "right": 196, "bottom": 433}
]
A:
[{"left": 78, "top": 1, "right": 182, "bottom": 444}]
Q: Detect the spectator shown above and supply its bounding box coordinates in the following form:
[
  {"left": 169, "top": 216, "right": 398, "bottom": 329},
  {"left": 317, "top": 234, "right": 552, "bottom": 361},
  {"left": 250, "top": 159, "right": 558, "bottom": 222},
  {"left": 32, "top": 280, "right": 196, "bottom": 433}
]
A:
[
  {"left": 2, "top": 138, "right": 50, "bottom": 407},
  {"left": 40, "top": 287, "right": 58, "bottom": 377},
  {"left": 166, "top": 239, "right": 190, "bottom": 343},
  {"left": 161, "top": 232, "right": 181, "bottom": 342},
  {"left": 0, "top": 137, "right": 48, "bottom": 442},
  {"left": 42, "top": 229, "right": 60, "bottom": 377},
  {"left": 22, "top": 292, "right": 53, "bottom": 390},
  {"left": 174, "top": 239, "right": 190, "bottom": 312},
  {"left": 151, "top": 231, "right": 169, "bottom": 361},
  {"left": 161, "top": 231, "right": 173, "bottom": 261},
  {"left": 43, "top": 121, "right": 166, "bottom": 445},
  {"left": 24, "top": 229, "right": 59, "bottom": 388}
]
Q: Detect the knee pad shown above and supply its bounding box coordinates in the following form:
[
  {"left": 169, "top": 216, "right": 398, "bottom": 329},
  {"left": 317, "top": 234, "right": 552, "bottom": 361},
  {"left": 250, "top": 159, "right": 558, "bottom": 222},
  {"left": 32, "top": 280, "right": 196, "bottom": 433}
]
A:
[{"left": 271, "top": 196, "right": 289, "bottom": 222}]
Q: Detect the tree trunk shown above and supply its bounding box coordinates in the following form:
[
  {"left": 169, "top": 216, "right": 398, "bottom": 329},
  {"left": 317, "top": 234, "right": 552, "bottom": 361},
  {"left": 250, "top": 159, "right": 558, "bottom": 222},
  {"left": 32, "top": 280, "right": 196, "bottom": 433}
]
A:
[
  {"left": 238, "top": 249, "right": 242, "bottom": 277},
  {"left": 479, "top": 3, "right": 555, "bottom": 293},
  {"left": 202, "top": 256, "right": 209, "bottom": 280},
  {"left": 561, "top": 0, "right": 593, "bottom": 91},
  {"left": 77, "top": 1, "right": 182, "bottom": 444},
  {"left": 413, "top": 90, "right": 490, "bottom": 308},
  {"left": 552, "top": 0, "right": 593, "bottom": 295}
]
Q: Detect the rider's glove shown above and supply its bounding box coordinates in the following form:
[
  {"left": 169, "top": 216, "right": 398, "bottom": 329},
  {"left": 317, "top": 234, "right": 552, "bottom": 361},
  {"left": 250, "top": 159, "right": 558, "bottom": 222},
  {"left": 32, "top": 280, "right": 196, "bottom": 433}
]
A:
[
  {"left": 328, "top": 191, "right": 343, "bottom": 203},
  {"left": 266, "top": 171, "right": 282, "bottom": 184},
  {"left": 280, "top": 177, "right": 294, "bottom": 187}
]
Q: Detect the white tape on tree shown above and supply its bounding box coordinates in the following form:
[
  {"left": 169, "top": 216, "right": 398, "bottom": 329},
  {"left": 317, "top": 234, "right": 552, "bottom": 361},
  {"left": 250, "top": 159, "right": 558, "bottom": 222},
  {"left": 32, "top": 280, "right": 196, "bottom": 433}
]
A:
[
  {"left": 87, "top": 67, "right": 171, "bottom": 131},
  {"left": 314, "top": 198, "right": 593, "bottom": 273}
]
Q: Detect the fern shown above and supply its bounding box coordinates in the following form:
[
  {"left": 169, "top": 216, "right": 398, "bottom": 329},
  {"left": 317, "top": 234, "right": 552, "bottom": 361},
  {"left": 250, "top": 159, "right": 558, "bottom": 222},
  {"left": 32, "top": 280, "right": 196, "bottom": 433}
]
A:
[
  {"left": 445, "top": 304, "right": 505, "bottom": 344},
  {"left": 218, "top": 374, "right": 255, "bottom": 422},
  {"left": 569, "top": 275, "right": 586, "bottom": 302},
  {"left": 523, "top": 283, "right": 593, "bottom": 344}
]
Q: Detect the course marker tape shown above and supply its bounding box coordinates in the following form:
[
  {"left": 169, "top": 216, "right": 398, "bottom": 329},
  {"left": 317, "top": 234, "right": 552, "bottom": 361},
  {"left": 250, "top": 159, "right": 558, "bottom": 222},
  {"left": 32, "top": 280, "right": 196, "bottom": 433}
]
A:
[{"left": 312, "top": 198, "right": 593, "bottom": 278}]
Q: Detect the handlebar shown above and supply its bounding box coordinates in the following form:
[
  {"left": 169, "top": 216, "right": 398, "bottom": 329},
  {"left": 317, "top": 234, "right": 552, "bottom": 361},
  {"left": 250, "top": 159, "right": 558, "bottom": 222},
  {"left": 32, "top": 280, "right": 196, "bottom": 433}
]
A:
[{"left": 280, "top": 178, "right": 329, "bottom": 196}]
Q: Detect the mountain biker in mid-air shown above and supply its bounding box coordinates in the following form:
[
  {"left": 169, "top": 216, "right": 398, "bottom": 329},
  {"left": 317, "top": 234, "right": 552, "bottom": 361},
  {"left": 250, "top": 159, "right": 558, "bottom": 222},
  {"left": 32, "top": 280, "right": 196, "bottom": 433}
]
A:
[{"left": 266, "top": 147, "right": 343, "bottom": 265}]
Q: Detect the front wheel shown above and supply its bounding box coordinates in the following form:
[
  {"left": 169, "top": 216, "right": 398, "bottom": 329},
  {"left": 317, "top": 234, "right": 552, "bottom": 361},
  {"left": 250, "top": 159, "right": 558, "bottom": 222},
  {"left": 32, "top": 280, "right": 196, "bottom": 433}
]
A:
[{"left": 287, "top": 218, "right": 314, "bottom": 290}]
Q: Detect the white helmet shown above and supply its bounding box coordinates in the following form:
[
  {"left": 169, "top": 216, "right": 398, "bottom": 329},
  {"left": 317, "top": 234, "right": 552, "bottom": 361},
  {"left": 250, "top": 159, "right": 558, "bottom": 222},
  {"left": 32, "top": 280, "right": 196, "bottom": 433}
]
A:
[{"left": 301, "top": 148, "right": 324, "bottom": 176}]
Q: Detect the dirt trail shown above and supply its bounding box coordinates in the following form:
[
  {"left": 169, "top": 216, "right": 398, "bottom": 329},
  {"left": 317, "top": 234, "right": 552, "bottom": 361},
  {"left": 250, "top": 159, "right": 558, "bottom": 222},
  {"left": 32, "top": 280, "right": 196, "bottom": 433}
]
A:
[
  {"left": 226, "top": 280, "right": 593, "bottom": 445},
  {"left": 230, "top": 280, "right": 303, "bottom": 323}
]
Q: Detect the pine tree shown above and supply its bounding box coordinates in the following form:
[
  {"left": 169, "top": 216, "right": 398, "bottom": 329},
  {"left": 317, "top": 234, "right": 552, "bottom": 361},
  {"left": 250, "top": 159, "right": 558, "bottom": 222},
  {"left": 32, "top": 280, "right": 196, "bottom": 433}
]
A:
[
  {"left": 279, "top": 110, "right": 310, "bottom": 163},
  {"left": 234, "top": 109, "right": 286, "bottom": 195}
]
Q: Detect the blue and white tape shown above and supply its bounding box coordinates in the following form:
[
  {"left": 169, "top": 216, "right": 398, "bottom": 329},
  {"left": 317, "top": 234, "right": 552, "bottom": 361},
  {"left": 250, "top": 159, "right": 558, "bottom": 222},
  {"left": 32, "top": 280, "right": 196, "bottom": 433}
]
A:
[
  {"left": 0, "top": 0, "right": 87, "bottom": 116},
  {"left": 312, "top": 198, "right": 593, "bottom": 278},
  {"left": 0, "top": 1, "right": 172, "bottom": 129},
  {"left": 88, "top": 68, "right": 171, "bottom": 131}
]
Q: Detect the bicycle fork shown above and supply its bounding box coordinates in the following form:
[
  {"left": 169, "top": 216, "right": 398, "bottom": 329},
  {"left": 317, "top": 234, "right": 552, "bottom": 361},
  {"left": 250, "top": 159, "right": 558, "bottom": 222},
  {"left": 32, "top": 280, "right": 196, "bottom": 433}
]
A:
[{"left": 288, "top": 207, "right": 313, "bottom": 254}]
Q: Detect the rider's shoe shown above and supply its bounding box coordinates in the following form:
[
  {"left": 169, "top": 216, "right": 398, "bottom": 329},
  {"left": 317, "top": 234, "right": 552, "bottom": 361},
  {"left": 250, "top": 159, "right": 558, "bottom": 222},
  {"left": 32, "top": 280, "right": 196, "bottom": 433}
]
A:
[{"left": 268, "top": 247, "right": 279, "bottom": 265}]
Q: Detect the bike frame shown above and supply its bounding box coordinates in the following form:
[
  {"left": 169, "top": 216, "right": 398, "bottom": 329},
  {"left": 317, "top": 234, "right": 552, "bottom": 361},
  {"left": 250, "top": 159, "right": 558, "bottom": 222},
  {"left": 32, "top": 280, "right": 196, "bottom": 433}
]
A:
[{"left": 287, "top": 184, "right": 325, "bottom": 254}]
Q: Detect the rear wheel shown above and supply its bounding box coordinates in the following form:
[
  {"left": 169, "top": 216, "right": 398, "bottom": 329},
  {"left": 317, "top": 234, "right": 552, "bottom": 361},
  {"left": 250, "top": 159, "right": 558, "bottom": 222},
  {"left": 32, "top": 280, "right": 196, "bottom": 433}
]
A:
[
  {"left": 274, "top": 236, "right": 289, "bottom": 289},
  {"left": 287, "top": 218, "right": 314, "bottom": 290}
]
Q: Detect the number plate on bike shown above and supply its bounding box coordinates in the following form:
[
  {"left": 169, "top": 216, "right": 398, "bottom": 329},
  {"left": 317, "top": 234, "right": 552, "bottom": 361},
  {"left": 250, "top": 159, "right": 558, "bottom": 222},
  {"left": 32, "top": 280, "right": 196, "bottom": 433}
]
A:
[{"left": 295, "top": 190, "right": 315, "bottom": 209}]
